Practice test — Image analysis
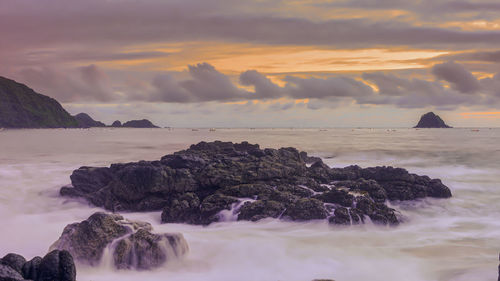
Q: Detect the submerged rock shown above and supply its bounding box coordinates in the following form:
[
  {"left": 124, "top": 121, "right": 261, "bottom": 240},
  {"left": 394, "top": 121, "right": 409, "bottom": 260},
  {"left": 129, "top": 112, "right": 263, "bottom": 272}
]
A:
[
  {"left": 414, "top": 112, "right": 451, "bottom": 128},
  {"left": 50, "top": 212, "right": 188, "bottom": 270},
  {"left": 60, "top": 141, "right": 452, "bottom": 226},
  {"left": 0, "top": 251, "right": 75, "bottom": 281}
]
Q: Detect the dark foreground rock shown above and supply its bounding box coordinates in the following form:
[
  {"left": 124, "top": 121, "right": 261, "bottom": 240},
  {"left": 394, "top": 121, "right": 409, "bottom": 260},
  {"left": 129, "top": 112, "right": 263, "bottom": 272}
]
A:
[
  {"left": 0, "top": 251, "right": 75, "bottom": 281},
  {"left": 61, "top": 141, "right": 452, "bottom": 226},
  {"left": 414, "top": 112, "right": 451, "bottom": 128},
  {"left": 50, "top": 212, "right": 188, "bottom": 270}
]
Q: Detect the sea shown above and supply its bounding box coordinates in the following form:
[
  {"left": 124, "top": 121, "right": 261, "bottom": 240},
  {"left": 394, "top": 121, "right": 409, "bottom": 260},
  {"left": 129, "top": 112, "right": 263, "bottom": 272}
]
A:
[{"left": 0, "top": 128, "right": 499, "bottom": 281}]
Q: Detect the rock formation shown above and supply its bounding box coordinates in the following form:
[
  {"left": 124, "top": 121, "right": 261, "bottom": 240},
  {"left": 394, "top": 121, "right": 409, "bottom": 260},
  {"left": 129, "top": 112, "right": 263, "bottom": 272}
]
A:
[
  {"left": 74, "top": 113, "right": 106, "bottom": 128},
  {"left": 50, "top": 212, "right": 188, "bottom": 270},
  {"left": 0, "top": 250, "right": 76, "bottom": 281},
  {"left": 0, "top": 76, "right": 78, "bottom": 128},
  {"left": 414, "top": 112, "right": 451, "bottom": 128},
  {"left": 60, "top": 141, "right": 452, "bottom": 226},
  {"left": 121, "top": 119, "right": 159, "bottom": 128},
  {"left": 111, "top": 120, "right": 122, "bottom": 127}
]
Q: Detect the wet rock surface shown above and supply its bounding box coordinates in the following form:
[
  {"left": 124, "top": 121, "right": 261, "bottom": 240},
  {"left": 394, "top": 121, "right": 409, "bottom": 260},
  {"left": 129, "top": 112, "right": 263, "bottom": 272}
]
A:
[
  {"left": 0, "top": 251, "right": 75, "bottom": 281},
  {"left": 61, "top": 141, "right": 452, "bottom": 226},
  {"left": 50, "top": 212, "right": 188, "bottom": 270}
]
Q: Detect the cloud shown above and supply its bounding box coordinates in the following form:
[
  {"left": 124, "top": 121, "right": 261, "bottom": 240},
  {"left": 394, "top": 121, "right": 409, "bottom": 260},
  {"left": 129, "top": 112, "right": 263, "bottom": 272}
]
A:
[
  {"left": 240, "top": 70, "right": 284, "bottom": 99},
  {"left": 2, "top": 0, "right": 500, "bottom": 58},
  {"left": 16, "top": 64, "right": 116, "bottom": 102},
  {"left": 438, "top": 50, "right": 500, "bottom": 63},
  {"left": 284, "top": 76, "right": 374, "bottom": 99},
  {"left": 150, "top": 63, "right": 250, "bottom": 103},
  {"left": 432, "top": 61, "right": 480, "bottom": 93}
]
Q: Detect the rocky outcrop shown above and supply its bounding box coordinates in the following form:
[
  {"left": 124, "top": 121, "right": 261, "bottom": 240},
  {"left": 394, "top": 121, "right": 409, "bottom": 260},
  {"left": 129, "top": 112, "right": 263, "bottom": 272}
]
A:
[
  {"left": 414, "top": 112, "right": 451, "bottom": 128},
  {"left": 50, "top": 212, "right": 188, "bottom": 270},
  {"left": 111, "top": 120, "right": 122, "bottom": 127},
  {"left": 60, "top": 141, "right": 452, "bottom": 226},
  {"left": 122, "top": 119, "right": 159, "bottom": 128},
  {"left": 74, "top": 113, "right": 106, "bottom": 128},
  {"left": 0, "top": 251, "right": 75, "bottom": 281},
  {"left": 0, "top": 76, "right": 78, "bottom": 128}
]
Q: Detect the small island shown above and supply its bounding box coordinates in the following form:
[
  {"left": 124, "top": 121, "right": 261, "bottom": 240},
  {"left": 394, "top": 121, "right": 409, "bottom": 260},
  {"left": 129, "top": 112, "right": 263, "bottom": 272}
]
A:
[{"left": 414, "top": 112, "right": 452, "bottom": 128}]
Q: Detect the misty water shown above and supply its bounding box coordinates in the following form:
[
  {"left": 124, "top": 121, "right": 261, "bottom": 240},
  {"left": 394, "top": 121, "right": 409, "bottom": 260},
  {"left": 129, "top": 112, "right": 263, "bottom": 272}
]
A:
[{"left": 0, "top": 128, "right": 499, "bottom": 281}]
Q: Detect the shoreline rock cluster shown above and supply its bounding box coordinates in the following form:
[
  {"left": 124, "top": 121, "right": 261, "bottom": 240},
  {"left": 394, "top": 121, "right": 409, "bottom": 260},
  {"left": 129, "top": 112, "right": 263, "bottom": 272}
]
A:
[
  {"left": 61, "top": 141, "right": 452, "bottom": 226},
  {"left": 50, "top": 212, "right": 188, "bottom": 270},
  {"left": 0, "top": 250, "right": 76, "bottom": 281}
]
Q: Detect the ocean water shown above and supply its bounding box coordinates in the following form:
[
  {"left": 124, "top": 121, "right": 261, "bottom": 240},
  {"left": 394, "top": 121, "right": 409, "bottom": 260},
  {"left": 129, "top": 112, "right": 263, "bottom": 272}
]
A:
[{"left": 0, "top": 128, "right": 499, "bottom": 281}]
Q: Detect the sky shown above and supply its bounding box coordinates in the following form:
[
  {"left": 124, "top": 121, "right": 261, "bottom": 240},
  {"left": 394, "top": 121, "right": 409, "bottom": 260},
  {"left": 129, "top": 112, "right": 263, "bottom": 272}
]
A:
[{"left": 1, "top": 0, "right": 500, "bottom": 127}]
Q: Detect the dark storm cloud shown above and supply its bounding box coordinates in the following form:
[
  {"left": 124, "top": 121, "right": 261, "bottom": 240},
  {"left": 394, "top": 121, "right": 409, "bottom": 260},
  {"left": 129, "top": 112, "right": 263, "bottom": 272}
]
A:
[{"left": 432, "top": 61, "right": 481, "bottom": 93}]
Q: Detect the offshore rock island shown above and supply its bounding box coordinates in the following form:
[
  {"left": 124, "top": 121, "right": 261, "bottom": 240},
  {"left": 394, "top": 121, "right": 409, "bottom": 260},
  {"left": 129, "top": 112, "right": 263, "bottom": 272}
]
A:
[
  {"left": 60, "top": 141, "right": 452, "bottom": 226},
  {"left": 414, "top": 112, "right": 452, "bottom": 128}
]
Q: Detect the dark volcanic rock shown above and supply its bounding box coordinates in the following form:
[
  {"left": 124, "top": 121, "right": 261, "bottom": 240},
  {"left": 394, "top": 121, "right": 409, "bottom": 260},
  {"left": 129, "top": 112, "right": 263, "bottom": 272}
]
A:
[
  {"left": 50, "top": 212, "right": 188, "bottom": 270},
  {"left": 238, "top": 200, "right": 286, "bottom": 221},
  {"left": 113, "top": 229, "right": 188, "bottom": 270},
  {"left": 37, "top": 250, "right": 76, "bottom": 281},
  {"left": 0, "top": 251, "right": 76, "bottom": 281},
  {"left": 74, "top": 113, "right": 106, "bottom": 128},
  {"left": 122, "top": 119, "right": 159, "bottom": 128},
  {"left": 283, "top": 198, "right": 328, "bottom": 221},
  {"left": 0, "top": 76, "right": 78, "bottom": 128},
  {"left": 22, "top": 257, "right": 41, "bottom": 281},
  {"left": 111, "top": 120, "right": 122, "bottom": 127},
  {"left": 0, "top": 264, "right": 25, "bottom": 281},
  {"left": 414, "top": 112, "right": 451, "bottom": 128},
  {"left": 1, "top": 254, "right": 26, "bottom": 275},
  {"left": 50, "top": 212, "right": 129, "bottom": 266},
  {"left": 60, "top": 141, "right": 452, "bottom": 226}
]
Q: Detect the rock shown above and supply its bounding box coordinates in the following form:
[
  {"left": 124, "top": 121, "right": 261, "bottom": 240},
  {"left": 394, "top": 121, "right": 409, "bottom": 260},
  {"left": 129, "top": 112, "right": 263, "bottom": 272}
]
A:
[
  {"left": 283, "top": 198, "right": 328, "bottom": 221},
  {"left": 51, "top": 212, "right": 189, "bottom": 270},
  {"left": 0, "top": 254, "right": 26, "bottom": 275},
  {"left": 122, "top": 119, "right": 159, "bottom": 128},
  {"left": 50, "top": 212, "right": 130, "bottom": 266},
  {"left": 161, "top": 193, "right": 201, "bottom": 224},
  {"left": 113, "top": 229, "right": 188, "bottom": 270},
  {"left": 199, "top": 194, "right": 238, "bottom": 224},
  {"left": 0, "top": 76, "right": 78, "bottom": 128},
  {"left": 238, "top": 200, "right": 286, "bottom": 221},
  {"left": 329, "top": 207, "right": 358, "bottom": 225},
  {"left": 414, "top": 112, "right": 451, "bottom": 128},
  {"left": 21, "top": 257, "right": 41, "bottom": 281},
  {"left": 73, "top": 113, "right": 106, "bottom": 128},
  {"left": 111, "top": 120, "right": 122, "bottom": 127},
  {"left": 61, "top": 141, "right": 452, "bottom": 226},
  {"left": 314, "top": 189, "right": 354, "bottom": 207},
  {"left": 37, "top": 250, "right": 76, "bottom": 281},
  {"left": 0, "top": 264, "right": 25, "bottom": 281}
]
